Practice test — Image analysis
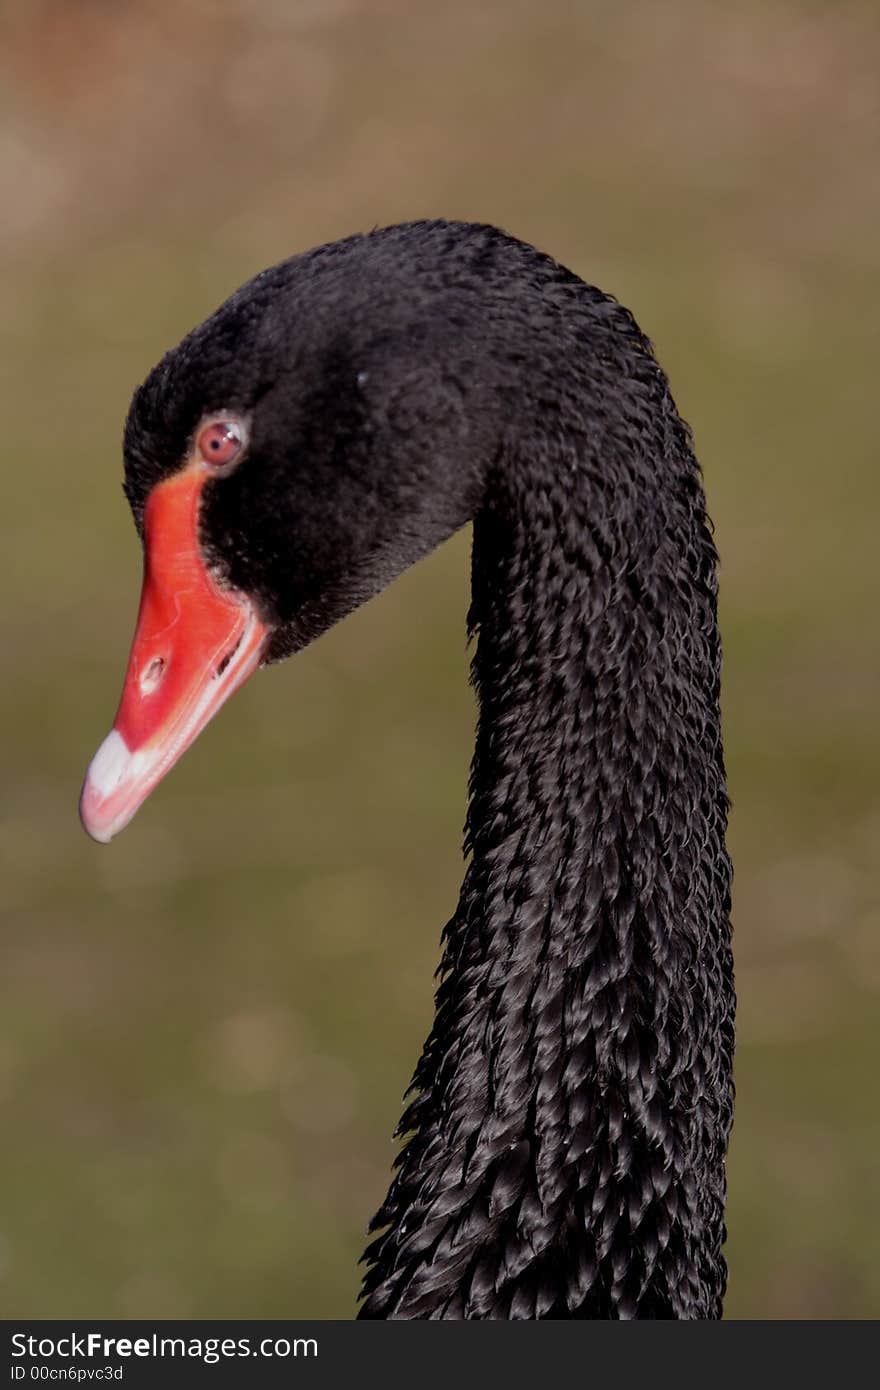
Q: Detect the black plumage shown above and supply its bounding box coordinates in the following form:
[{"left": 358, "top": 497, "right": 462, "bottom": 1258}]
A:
[{"left": 121, "top": 220, "right": 734, "bottom": 1319}]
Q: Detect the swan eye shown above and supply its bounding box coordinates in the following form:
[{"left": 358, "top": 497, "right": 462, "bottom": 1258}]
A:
[{"left": 197, "top": 420, "right": 244, "bottom": 468}]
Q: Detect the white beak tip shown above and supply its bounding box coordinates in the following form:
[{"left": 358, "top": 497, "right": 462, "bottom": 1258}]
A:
[{"left": 80, "top": 730, "right": 135, "bottom": 844}]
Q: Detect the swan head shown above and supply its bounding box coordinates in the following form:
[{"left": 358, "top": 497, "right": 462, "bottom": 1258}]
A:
[{"left": 80, "top": 223, "right": 510, "bottom": 842}]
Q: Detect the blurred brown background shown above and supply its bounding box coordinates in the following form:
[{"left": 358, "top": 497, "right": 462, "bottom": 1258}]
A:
[{"left": 1, "top": 0, "right": 878, "bottom": 1319}]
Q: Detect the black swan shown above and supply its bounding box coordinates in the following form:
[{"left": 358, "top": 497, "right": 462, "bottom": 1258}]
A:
[{"left": 80, "top": 220, "right": 734, "bottom": 1319}]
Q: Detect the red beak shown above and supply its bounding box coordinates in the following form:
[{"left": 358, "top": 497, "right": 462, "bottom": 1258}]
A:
[{"left": 80, "top": 462, "right": 269, "bottom": 843}]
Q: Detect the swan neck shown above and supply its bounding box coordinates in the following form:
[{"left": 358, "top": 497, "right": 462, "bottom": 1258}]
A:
[{"left": 362, "top": 319, "right": 734, "bottom": 1320}]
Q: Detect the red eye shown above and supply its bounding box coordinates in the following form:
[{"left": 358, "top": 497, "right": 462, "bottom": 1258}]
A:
[{"left": 197, "top": 421, "right": 243, "bottom": 467}]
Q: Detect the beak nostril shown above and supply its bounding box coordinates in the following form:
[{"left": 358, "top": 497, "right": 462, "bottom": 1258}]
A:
[{"left": 140, "top": 656, "right": 166, "bottom": 694}]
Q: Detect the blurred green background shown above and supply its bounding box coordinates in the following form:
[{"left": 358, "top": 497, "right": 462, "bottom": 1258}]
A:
[{"left": 1, "top": 0, "right": 878, "bottom": 1319}]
